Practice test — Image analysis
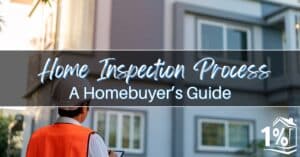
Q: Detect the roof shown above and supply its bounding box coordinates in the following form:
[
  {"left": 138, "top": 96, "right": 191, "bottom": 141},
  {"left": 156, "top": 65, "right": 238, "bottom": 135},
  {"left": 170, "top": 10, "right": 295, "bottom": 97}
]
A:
[{"left": 273, "top": 117, "right": 296, "bottom": 127}]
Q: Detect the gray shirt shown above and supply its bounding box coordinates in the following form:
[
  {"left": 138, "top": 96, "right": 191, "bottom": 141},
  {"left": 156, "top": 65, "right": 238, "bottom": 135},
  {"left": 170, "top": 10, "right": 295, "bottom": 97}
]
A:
[{"left": 56, "top": 117, "right": 109, "bottom": 157}]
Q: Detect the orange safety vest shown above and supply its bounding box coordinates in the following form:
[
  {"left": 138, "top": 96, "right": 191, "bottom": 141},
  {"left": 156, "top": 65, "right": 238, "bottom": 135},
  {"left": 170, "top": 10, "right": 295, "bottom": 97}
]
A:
[{"left": 26, "top": 123, "right": 94, "bottom": 157}]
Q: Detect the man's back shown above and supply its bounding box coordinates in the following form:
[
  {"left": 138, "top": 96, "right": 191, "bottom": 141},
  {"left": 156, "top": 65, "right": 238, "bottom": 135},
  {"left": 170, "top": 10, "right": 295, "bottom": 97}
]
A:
[{"left": 26, "top": 123, "right": 94, "bottom": 157}]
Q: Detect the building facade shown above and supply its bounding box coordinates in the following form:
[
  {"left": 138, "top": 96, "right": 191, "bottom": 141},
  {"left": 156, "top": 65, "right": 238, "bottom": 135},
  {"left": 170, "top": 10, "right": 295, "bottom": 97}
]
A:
[{"left": 18, "top": 0, "right": 300, "bottom": 157}]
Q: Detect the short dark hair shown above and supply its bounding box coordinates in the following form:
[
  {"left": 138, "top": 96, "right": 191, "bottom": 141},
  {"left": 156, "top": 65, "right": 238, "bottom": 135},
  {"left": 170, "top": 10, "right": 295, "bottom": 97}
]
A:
[
  {"left": 58, "top": 107, "right": 84, "bottom": 118},
  {"left": 58, "top": 100, "right": 90, "bottom": 118}
]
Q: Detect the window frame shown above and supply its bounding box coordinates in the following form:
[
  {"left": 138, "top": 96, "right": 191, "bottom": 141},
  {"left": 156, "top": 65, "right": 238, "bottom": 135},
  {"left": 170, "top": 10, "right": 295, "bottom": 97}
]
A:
[
  {"left": 196, "top": 19, "right": 252, "bottom": 51},
  {"left": 93, "top": 109, "right": 146, "bottom": 154},
  {"left": 196, "top": 18, "right": 252, "bottom": 63},
  {"left": 196, "top": 117, "right": 255, "bottom": 153}
]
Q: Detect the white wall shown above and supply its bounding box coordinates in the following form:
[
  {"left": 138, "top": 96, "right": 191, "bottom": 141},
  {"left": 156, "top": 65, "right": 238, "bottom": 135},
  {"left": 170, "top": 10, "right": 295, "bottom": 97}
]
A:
[
  {"left": 183, "top": 14, "right": 196, "bottom": 49},
  {"left": 93, "top": 0, "right": 112, "bottom": 50}
]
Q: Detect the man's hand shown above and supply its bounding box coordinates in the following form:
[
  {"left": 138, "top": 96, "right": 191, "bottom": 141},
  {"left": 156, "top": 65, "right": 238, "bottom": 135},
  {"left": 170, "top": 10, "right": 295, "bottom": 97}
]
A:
[{"left": 108, "top": 150, "right": 117, "bottom": 157}]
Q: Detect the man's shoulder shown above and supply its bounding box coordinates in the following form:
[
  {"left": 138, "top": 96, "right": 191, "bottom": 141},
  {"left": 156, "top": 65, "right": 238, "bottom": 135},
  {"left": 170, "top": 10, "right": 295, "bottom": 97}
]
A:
[
  {"left": 33, "top": 124, "right": 94, "bottom": 135},
  {"left": 30, "top": 124, "right": 96, "bottom": 140},
  {"left": 90, "top": 132, "right": 103, "bottom": 139},
  {"left": 68, "top": 124, "right": 95, "bottom": 133},
  {"left": 30, "top": 125, "right": 53, "bottom": 139}
]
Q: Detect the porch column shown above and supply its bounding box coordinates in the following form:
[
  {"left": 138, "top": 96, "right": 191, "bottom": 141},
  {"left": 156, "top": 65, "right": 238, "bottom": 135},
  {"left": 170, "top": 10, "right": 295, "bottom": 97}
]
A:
[
  {"left": 285, "top": 10, "right": 297, "bottom": 49},
  {"left": 285, "top": 9, "right": 299, "bottom": 157}
]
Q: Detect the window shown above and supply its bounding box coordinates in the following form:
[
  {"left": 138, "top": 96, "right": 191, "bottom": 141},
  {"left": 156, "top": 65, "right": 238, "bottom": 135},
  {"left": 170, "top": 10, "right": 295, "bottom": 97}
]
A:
[
  {"left": 197, "top": 118, "right": 254, "bottom": 152},
  {"left": 227, "top": 28, "right": 248, "bottom": 50},
  {"left": 195, "top": 18, "right": 251, "bottom": 61},
  {"left": 94, "top": 110, "right": 145, "bottom": 153},
  {"left": 201, "top": 23, "right": 224, "bottom": 50}
]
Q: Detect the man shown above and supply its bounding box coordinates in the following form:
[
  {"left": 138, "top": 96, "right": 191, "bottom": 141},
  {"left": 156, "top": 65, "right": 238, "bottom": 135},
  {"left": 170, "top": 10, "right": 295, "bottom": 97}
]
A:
[{"left": 26, "top": 77, "right": 116, "bottom": 157}]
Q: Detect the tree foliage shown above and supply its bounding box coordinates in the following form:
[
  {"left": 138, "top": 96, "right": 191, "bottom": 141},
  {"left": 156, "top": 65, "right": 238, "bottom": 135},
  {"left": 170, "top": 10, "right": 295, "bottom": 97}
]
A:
[
  {"left": 0, "top": 112, "right": 11, "bottom": 157},
  {"left": 29, "top": 0, "right": 52, "bottom": 17}
]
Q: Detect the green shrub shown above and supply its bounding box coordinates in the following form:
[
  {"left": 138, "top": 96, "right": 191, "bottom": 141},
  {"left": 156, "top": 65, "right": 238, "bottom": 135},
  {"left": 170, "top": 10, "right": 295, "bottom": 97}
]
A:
[{"left": 0, "top": 113, "right": 10, "bottom": 157}]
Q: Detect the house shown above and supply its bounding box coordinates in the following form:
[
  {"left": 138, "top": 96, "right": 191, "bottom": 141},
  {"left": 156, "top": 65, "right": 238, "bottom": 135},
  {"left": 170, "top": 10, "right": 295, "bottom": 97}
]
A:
[
  {"left": 1, "top": 0, "right": 300, "bottom": 157},
  {"left": 265, "top": 117, "right": 298, "bottom": 155}
]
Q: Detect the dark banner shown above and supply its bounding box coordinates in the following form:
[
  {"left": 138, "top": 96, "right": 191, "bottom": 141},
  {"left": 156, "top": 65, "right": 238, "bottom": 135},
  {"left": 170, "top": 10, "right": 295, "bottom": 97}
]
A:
[{"left": 1, "top": 51, "right": 299, "bottom": 106}]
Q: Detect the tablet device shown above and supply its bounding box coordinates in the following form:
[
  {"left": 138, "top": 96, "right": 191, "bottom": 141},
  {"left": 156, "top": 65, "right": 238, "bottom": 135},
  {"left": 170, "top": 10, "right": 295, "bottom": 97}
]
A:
[
  {"left": 114, "top": 150, "right": 125, "bottom": 157},
  {"left": 109, "top": 150, "right": 125, "bottom": 157}
]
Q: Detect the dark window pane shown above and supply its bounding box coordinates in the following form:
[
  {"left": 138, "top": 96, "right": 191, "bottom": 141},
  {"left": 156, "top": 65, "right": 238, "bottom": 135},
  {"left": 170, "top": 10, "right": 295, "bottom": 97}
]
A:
[
  {"left": 289, "top": 128, "right": 297, "bottom": 146},
  {"left": 227, "top": 28, "right": 247, "bottom": 50},
  {"left": 229, "top": 123, "right": 250, "bottom": 148},
  {"left": 109, "top": 114, "right": 117, "bottom": 147},
  {"left": 97, "top": 112, "right": 106, "bottom": 140},
  {"left": 122, "top": 115, "right": 130, "bottom": 148},
  {"left": 134, "top": 116, "right": 141, "bottom": 149},
  {"left": 202, "top": 122, "right": 225, "bottom": 146},
  {"left": 227, "top": 29, "right": 248, "bottom": 61},
  {"left": 201, "top": 24, "right": 224, "bottom": 52}
]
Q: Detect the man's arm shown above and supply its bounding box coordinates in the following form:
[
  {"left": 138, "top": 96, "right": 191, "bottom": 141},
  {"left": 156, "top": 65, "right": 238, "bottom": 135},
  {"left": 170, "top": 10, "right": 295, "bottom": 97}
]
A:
[{"left": 89, "top": 133, "right": 109, "bottom": 157}]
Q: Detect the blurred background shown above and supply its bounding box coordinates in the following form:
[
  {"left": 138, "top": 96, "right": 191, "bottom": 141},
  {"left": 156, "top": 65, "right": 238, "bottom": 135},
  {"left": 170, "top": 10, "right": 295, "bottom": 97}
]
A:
[{"left": 1, "top": 0, "right": 300, "bottom": 157}]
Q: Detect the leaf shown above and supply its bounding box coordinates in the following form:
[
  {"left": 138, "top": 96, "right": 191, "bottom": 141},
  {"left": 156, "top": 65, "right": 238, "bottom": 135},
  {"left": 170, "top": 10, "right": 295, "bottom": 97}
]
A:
[
  {"left": 42, "top": 0, "right": 52, "bottom": 6},
  {"left": 28, "top": 0, "right": 52, "bottom": 17},
  {"left": 0, "top": 115, "right": 11, "bottom": 157}
]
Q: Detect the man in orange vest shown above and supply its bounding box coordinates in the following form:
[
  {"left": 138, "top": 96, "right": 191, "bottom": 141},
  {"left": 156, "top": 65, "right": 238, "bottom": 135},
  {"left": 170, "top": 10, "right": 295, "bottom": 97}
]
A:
[{"left": 26, "top": 77, "right": 117, "bottom": 157}]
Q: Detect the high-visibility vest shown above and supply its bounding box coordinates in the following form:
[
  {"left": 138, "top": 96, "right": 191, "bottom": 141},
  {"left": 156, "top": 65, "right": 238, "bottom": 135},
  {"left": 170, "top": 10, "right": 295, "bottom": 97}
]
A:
[{"left": 26, "top": 123, "right": 94, "bottom": 157}]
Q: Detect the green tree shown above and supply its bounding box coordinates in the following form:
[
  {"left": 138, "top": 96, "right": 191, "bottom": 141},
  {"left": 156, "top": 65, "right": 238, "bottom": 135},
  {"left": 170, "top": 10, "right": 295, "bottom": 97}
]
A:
[
  {"left": 29, "top": 0, "right": 52, "bottom": 17},
  {"left": 0, "top": 112, "right": 11, "bottom": 157}
]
